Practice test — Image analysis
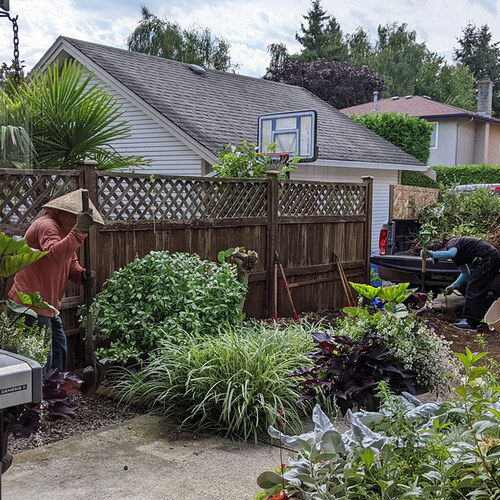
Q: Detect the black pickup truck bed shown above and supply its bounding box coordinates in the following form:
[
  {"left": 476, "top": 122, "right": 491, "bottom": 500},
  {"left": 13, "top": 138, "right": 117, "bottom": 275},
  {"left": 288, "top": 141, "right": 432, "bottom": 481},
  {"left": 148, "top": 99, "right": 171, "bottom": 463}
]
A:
[{"left": 370, "top": 254, "right": 500, "bottom": 296}]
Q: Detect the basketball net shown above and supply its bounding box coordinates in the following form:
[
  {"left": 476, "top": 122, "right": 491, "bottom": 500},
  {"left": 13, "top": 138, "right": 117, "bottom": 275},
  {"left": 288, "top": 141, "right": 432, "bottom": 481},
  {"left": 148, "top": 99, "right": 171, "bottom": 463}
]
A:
[{"left": 260, "top": 152, "right": 290, "bottom": 167}]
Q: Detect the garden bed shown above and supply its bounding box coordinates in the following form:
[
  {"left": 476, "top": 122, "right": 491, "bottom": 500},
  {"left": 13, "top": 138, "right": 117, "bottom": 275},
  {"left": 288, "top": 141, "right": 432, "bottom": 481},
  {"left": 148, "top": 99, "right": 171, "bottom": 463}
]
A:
[
  {"left": 8, "top": 393, "right": 140, "bottom": 455},
  {"left": 9, "top": 307, "right": 498, "bottom": 457}
]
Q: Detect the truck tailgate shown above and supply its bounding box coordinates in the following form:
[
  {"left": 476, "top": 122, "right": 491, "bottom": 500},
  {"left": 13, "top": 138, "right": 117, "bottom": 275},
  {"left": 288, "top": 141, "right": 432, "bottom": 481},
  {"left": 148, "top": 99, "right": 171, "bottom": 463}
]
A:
[{"left": 370, "top": 255, "right": 459, "bottom": 275}]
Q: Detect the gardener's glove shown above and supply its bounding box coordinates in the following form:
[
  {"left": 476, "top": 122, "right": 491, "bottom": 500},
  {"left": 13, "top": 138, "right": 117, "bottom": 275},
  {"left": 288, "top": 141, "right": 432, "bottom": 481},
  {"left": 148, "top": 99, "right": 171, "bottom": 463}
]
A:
[
  {"left": 421, "top": 249, "right": 438, "bottom": 264},
  {"left": 73, "top": 210, "right": 94, "bottom": 234},
  {"left": 444, "top": 284, "right": 455, "bottom": 296},
  {"left": 81, "top": 270, "right": 96, "bottom": 286}
]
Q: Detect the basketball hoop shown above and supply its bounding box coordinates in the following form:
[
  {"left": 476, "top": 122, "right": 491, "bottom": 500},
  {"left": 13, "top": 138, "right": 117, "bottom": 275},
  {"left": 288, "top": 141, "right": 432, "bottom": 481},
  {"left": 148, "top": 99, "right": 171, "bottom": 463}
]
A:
[{"left": 257, "top": 110, "right": 318, "bottom": 162}]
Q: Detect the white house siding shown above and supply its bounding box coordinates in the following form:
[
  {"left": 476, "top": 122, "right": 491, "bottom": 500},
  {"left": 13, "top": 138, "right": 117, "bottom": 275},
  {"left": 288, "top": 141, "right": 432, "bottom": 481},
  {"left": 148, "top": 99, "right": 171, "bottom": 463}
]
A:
[
  {"left": 291, "top": 165, "right": 399, "bottom": 253},
  {"left": 85, "top": 70, "right": 203, "bottom": 176}
]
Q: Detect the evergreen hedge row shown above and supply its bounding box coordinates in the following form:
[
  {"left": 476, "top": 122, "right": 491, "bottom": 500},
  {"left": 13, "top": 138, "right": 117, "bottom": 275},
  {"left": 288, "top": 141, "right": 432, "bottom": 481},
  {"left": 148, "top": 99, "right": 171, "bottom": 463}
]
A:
[
  {"left": 352, "top": 112, "right": 433, "bottom": 164},
  {"left": 402, "top": 164, "right": 500, "bottom": 188}
]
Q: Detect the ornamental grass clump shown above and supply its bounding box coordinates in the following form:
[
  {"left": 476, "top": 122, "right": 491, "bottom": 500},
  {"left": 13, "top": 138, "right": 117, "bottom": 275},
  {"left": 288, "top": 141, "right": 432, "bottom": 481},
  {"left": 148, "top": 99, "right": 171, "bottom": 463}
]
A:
[
  {"left": 91, "top": 251, "right": 247, "bottom": 363},
  {"left": 110, "top": 320, "right": 317, "bottom": 442}
]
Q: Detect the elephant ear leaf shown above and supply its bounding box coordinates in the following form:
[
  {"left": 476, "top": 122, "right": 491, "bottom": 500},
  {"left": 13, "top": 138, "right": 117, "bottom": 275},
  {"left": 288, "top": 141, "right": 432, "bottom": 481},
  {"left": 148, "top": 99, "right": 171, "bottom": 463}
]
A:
[
  {"left": 349, "top": 282, "right": 379, "bottom": 300},
  {"left": 384, "top": 302, "right": 408, "bottom": 318},
  {"left": 376, "top": 283, "right": 410, "bottom": 303},
  {"left": 15, "top": 291, "right": 59, "bottom": 316},
  {"left": 256, "top": 470, "right": 283, "bottom": 489},
  {"left": 0, "top": 232, "right": 27, "bottom": 255},
  {"left": 6, "top": 299, "right": 38, "bottom": 318},
  {"left": 0, "top": 232, "right": 48, "bottom": 278}
]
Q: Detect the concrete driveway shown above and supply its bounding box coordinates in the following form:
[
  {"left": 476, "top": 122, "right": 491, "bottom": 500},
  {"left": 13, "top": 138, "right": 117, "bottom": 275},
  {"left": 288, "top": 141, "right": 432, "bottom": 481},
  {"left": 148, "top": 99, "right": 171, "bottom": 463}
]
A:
[{"left": 3, "top": 414, "right": 294, "bottom": 500}]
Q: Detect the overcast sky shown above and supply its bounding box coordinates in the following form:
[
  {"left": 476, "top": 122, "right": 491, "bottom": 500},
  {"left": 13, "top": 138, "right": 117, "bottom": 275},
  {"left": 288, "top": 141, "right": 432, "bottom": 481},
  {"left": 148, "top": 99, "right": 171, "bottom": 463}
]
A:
[{"left": 0, "top": 0, "right": 499, "bottom": 78}]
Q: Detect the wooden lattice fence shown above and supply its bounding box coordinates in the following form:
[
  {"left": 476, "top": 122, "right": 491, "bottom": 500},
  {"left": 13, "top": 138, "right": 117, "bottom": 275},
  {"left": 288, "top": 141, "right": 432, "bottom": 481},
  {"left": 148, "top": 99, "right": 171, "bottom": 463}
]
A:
[{"left": 0, "top": 164, "right": 373, "bottom": 369}]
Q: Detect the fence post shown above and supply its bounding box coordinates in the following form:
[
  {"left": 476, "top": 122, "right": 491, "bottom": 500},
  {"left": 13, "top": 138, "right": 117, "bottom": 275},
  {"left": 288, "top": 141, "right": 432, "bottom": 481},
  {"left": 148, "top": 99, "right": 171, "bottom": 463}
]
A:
[
  {"left": 266, "top": 171, "right": 279, "bottom": 318},
  {"left": 76, "top": 159, "right": 99, "bottom": 284},
  {"left": 361, "top": 176, "right": 374, "bottom": 283}
]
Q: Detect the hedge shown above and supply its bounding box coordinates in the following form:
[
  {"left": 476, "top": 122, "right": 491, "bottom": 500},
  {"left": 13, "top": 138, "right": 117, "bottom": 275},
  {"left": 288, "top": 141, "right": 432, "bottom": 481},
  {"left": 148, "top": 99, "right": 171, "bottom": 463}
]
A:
[
  {"left": 402, "top": 164, "right": 500, "bottom": 188},
  {"left": 401, "top": 171, "right": 439, "bottom": 188},
  {"left": 352, "top": 112, "right": 433, "bottom": 164}
]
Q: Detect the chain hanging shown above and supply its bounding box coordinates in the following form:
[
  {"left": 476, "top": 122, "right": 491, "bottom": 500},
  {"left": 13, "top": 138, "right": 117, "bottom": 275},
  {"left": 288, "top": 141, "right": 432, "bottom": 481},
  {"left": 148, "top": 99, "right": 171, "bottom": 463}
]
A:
[{"left": 1, "top": 9, "right": 21, "bottom": 85}]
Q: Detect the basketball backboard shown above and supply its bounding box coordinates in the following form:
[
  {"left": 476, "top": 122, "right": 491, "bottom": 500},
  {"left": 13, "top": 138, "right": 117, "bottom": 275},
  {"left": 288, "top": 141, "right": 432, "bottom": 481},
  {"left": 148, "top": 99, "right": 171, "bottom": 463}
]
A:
[{"left": 258, "top": 110, "right": 317, "bottom": 162}]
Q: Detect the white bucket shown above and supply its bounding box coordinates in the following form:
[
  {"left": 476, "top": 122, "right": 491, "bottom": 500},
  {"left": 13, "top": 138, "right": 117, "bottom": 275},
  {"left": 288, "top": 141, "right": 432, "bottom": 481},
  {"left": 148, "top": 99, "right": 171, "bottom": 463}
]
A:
[{"left": 485, "top": 299, "right": 500, "bottom": 333}]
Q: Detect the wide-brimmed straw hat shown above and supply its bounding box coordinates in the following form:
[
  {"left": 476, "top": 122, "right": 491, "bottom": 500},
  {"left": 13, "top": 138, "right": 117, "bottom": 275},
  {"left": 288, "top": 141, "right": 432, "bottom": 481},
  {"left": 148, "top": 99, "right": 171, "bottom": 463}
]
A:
[{"left": 42, "top": 188, "right": 104, "bottom": 225}]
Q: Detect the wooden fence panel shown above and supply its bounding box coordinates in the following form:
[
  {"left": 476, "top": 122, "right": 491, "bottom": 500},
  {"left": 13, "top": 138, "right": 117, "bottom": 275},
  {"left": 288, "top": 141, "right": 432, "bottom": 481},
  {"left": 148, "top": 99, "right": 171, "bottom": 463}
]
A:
[{"left": 0, "top": 166, "right": 373, "bottom": 368}]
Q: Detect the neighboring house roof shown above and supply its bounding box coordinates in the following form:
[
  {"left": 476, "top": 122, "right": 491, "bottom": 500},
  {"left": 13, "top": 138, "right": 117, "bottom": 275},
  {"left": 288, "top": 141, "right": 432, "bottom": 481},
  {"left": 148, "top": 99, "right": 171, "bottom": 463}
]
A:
[
  {"left": 34, "top": 36, "right": 427, "bottom": 170},
  {"left": 341, "top": 95, "right": 500, "bottom": 124}
]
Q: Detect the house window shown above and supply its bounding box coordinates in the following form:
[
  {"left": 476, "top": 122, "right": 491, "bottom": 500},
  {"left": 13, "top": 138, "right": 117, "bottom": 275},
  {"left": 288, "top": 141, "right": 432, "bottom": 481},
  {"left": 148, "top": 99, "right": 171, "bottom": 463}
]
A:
[{"left": 429, "top": 122, "right": 438, "bottom": 149}]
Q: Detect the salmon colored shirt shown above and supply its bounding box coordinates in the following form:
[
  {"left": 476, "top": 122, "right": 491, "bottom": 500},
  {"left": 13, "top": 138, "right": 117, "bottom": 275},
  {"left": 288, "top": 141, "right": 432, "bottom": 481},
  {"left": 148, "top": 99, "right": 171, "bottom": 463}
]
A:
[{"left": 9, "top": 213, "right": 87, "bottom": 317}]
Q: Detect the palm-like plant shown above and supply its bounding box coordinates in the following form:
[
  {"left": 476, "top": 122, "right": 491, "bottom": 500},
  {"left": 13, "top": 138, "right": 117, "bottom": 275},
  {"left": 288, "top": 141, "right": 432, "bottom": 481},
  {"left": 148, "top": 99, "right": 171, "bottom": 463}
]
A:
[
  {"left": 0, "top": 124, "right": 34, "bottom": 168},
  {"left": 0, "top": 60, "right": 148, "bottom": 170}
]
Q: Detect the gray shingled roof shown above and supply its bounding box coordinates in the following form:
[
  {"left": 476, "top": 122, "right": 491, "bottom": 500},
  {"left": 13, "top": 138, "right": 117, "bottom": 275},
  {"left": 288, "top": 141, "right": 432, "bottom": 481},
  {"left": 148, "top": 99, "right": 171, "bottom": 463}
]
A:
[{"left": 54, "top": 37, "right": 423, "bottom": 167}]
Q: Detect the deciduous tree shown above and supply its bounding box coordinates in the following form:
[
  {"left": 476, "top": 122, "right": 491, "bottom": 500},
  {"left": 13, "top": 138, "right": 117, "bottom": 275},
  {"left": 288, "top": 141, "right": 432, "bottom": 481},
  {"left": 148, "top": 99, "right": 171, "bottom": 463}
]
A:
[
  {"left": 265, "top": 58, "right": 386, "bottom": 109},
  {"left": 128, "top": 6, "right": 235, "bottom": 72}
]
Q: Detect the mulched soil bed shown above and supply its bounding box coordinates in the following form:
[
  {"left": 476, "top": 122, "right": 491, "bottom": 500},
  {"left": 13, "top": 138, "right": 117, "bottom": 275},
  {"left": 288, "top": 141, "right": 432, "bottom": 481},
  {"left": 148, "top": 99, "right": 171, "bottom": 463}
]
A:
[
  {"left": 8, "top": 393, "right": 141, "bottom": 455},
  {"left": 9, "top": 306, "right": 500, "bottom": 456}
]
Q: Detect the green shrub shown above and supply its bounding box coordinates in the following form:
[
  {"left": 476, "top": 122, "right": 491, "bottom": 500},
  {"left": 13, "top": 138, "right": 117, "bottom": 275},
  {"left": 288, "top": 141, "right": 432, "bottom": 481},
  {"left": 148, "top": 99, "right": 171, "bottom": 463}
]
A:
[
  {"left": 435, "top": 164, "right": 500, "bottom": 187},
  {"left": 91, "top": 251, "right": 246, "bottom": 364},
  {"left": 352, "top": 112, "right": 433, "bottom": 164},
  {"left": 401, "top": 170, "right": 439, "bottom": 188},
  {"left": 402, "top": 164, "right": 500, "bottom": 188},
  {"left": 212, "top": 141, "right": 297, "bottom": 178},
  {"left": 418, "top": 187, "right": 500, "bottom": 240},
  {"left": 110, "top": 320, "right": 317, "bottom": 442},
  {"left": 0, "top": 311, "right": 50, "bottom": 366}
]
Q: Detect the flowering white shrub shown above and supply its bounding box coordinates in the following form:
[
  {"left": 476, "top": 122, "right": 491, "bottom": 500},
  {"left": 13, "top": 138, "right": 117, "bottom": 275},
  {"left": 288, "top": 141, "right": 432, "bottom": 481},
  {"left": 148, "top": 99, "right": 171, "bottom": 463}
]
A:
[
  {"left": 0, "top": 310, "right": 50, "bottom": 366},
  {"left": 334, "top": 311, "right": 460, "bottom": 394}
]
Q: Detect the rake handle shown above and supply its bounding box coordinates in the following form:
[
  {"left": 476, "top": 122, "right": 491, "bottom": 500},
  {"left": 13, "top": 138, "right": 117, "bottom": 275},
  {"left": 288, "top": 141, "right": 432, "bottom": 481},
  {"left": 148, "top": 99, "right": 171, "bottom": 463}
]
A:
[{"left": 279, "top": 263, "right": 299, "bottom": 320}]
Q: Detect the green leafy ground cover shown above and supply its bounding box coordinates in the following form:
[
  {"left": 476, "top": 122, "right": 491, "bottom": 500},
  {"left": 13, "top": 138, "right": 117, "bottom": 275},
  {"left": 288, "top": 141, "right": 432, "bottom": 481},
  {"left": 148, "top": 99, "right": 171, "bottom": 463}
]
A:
[{"left": 255, "top": 348, "right": 500, "bottom": 499}]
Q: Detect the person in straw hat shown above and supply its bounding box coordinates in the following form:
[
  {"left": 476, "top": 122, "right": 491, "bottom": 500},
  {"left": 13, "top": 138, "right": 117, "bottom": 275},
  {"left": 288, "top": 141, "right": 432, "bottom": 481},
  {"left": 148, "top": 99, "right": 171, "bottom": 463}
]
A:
[{"left": 8, "top": 189, "right": 104, "bottom": 371}]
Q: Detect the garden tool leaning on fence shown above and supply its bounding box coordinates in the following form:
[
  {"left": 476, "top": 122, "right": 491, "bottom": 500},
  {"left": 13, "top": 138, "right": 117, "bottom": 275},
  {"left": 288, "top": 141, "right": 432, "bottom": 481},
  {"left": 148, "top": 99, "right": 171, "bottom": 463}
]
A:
[
  {"left": 419, "top": 231, "right": 432, "bottom": 292},
  {"left": 274, "top": 253, "right": 279, "bottom": 321},
  {"left": 333, "top": 251, "right": 356, "bottom": 307},
  {"left": 274, "top": 252, "right": 299, "bottom": 320},
  {"left": 81, "top": 189, "right": 108, "bottom": 396}
]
